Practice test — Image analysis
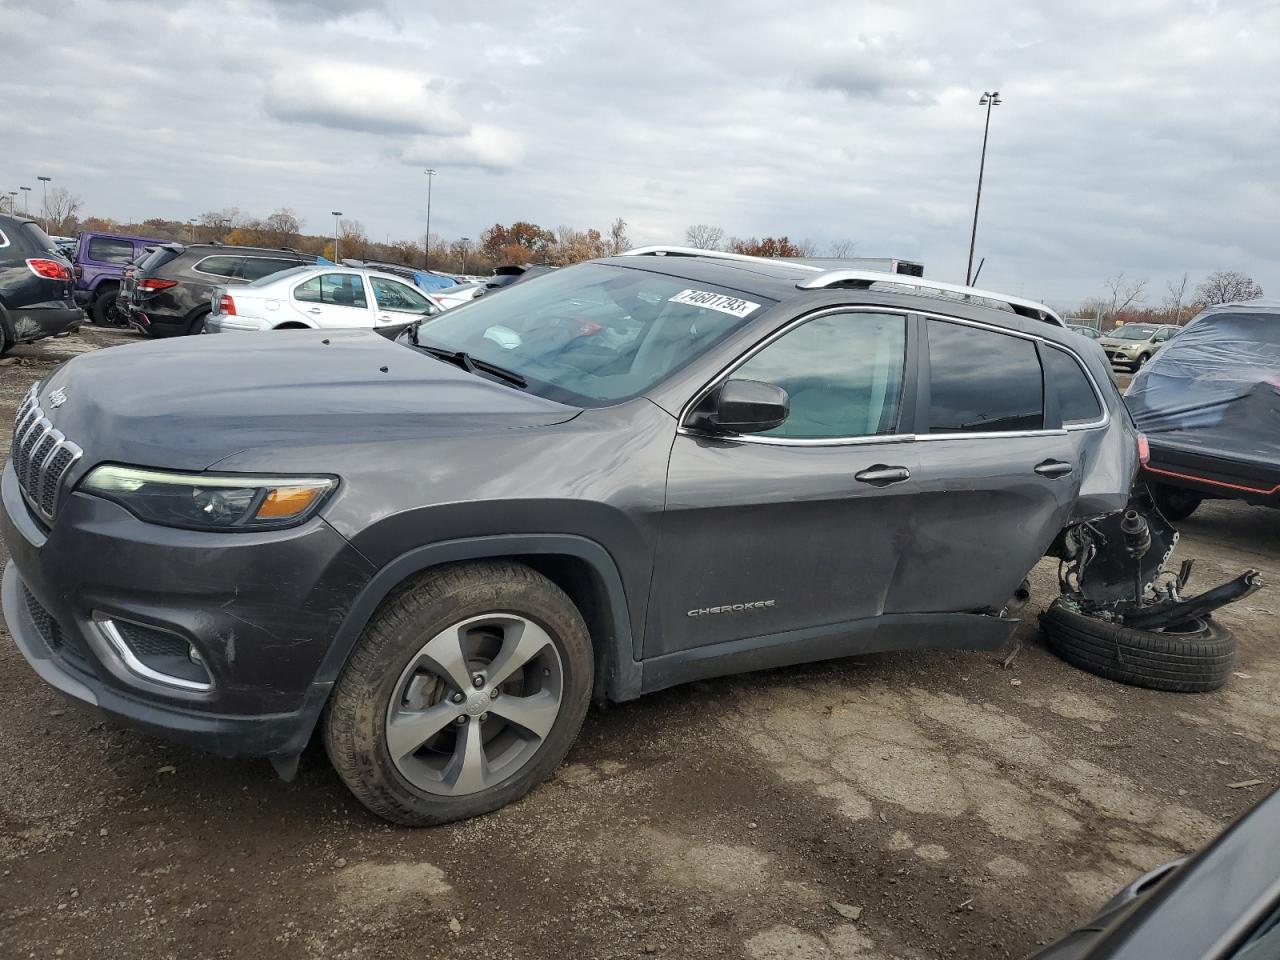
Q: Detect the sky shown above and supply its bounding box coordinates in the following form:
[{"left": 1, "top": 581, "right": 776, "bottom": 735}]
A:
[{"left": 2, "top": 0, "right": 1277, "bottom": 308}]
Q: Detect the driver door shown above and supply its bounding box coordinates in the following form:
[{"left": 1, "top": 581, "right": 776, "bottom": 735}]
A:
[{"left": 646, "top": 308, "right": 919, "bottom": 657}]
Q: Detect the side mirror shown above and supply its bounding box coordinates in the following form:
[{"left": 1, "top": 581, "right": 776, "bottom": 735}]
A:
[{"left": 687, "top": 379, "right": 789, "bottom": 435}]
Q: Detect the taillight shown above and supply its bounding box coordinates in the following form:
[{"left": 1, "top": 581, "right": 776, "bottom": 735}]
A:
[
  {"left": 27, "top": 258, "right": 72, "bottom": 281},
  {"left": 73, "top": 264, "right": 83, "bottom": 280},
  {"left": 1137, "top": 434, "right": 1150, "bottom": 466},
  {"left": 136, "top": 278, "right": 178, "bottom": 292},
  {"left": 218, "top": 293, "right": 236, "bottom": 315}
]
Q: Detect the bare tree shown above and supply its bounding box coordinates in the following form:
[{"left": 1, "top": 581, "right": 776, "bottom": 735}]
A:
[
  {"left": 1195, "top": 270, "right": 1263, "bottom": 306},
  {"left": 44, "top": 187, "right": 83, "bottom": 235},
  {"left": 606, "top": 217, "right": 632, "bottom": 255},
  {"left": 1103, "top": 273, "right": 1148, "bottom": 323},
  {"left": 790, "top": 238, "right": 817, "bottom": 257},
  {"left": 684, "top": 224, "right": 725, "bottom": 250},
  {"left": 827, "top": 238, "right": 857, "bottom": 258},
  {"left": 1163, "top": 272, "right": 1191, "bottom": 324},
  {"left": 264, "top": 208, "right": 302, "bottom": 248},
  {"left": 198, "top": 207, "right": 240, "bottom": 240}
]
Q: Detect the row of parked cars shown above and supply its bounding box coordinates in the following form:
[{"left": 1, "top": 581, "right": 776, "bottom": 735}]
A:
[{"left": 0, "top": 215, "right": 545, "bottom": 354}]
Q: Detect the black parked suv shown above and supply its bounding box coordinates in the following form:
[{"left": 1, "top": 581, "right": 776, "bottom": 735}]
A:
[
  {"left": 0, "top": 214, "right": 82, "bottom": 354},
  {"left": 123, "top": 242, "right": 316, "bottom": 336},
  {"left": 4, "top": 247, "right": 1143, "bottom": 826}
]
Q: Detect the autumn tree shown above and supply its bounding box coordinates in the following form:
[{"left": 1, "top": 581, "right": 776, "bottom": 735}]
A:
[
  {"left": 480, "top": 221, "right": 555, "bottom": 266},
  {"left": 1195, "top": 271, "right": 1263, "bottom": 305},
  {"left": 729, "top": 236, "right": 807, "bottom": 258},
  {"left": 198, "top": 207, "right": 240, "bottom": 240},
  {"left": 685, "top": 224, "right": 725, "bottom": 250}
]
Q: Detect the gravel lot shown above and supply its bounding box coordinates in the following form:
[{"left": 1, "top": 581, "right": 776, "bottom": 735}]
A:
[{"left": 2, "top": 329, "right": 1277, "bottom": 960}]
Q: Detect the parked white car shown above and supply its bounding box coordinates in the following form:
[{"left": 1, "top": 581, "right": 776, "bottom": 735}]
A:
[
  {"left": 428, "top": 281, "right": 484, "bottom": 310},
  {"left": 205, "top": 265, "right": 440, "bottom": 337}
]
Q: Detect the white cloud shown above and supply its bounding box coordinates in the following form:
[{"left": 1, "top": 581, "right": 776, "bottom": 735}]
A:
[{"left": 264, "top": 64, "right": 469, "bottom": 137}]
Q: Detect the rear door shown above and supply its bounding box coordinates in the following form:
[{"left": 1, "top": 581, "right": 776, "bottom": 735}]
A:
[
  {"left": 647, "top": 307, "right": 919, "bottom": 656},
  {"left": 288, "top": 272, "right": 372, "bottom": 327},
  {"left": 886, "top": 317, "right": 1078, "bottom": 614}
]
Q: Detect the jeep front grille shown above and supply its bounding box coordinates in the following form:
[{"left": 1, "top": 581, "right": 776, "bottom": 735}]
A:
[{"left": 11, "top": 385, "right": 83, "bottom": 522}]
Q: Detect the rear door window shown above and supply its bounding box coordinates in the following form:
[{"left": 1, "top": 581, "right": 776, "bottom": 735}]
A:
[
  {"left": 193, "top": 255, "right": 245, "bottom": 279},
  {"left": 1043, "top": 345, "right": 1103, "bottom": 425},
  {"left": 293, "top": 273, "right": 368, "bottom": 307},
  {"left": 239, "top": 257, "right": 303, "bottom": 282},
  {"left": 87, "top": 237, "right": 136, "bottom": 264},
  {"left": 21, "top": 222, "right": 61, "bottom": 256},
  {"left": 926, "top": 320, "right": 1044, "bottom": 433}
]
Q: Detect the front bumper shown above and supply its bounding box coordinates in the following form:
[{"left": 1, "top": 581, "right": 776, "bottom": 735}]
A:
[{"left": 0, "top": 460, "right": 375, "bottom": 758}]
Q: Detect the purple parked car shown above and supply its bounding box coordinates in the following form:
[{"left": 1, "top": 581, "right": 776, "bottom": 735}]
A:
[{"left": 73, "top": 231, "right": 163, "bottom": 326}]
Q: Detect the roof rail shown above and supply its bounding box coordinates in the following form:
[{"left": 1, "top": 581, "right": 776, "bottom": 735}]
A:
[
  {"left": 622, "top": 245, "right": 823, "bottom": 272},
  {"left": 796, "top": 270, "right": 1064, "bottom": 326}
]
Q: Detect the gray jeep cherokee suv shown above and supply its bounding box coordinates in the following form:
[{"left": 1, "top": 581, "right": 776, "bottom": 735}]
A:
[{"left": 1, "top": 247, "right": 1138, "bottom": 825}]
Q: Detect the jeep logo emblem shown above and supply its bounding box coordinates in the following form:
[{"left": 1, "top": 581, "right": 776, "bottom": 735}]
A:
[{"left": 47, "top": 388, "right": 68, "bottom": 408}]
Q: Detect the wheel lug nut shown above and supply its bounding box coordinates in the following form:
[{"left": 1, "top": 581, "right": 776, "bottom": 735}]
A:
[
  {"left": 455, "top": 715, "right": 467, "bottom": 725},
  {"left": 451, "top": 693, "right": 465, "bottom": 704},
  {"left": 479, "top": 713, "right": 489, "bottom": 722},
  {"left": 472, "top": 674, "right": 485, "bottom": 688},
  {"left": 489, "top": 689, "right": 499, "bottom": 700}
]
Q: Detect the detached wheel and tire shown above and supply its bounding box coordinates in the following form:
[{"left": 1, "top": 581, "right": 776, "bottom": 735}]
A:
[
  {"left": 1040, "top": 598, "right": 1234, "bottom": 692},
  {"left": 324, "top": 561, "right": 593, "bottom": 826}
]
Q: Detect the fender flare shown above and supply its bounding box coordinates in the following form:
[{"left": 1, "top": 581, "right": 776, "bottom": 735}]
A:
[{"left": 315, "top": 533, "right": 642, "bottom": 701}]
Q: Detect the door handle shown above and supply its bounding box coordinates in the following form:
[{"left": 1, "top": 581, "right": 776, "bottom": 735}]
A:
[
  {"left": 308, "top": 307, "right": 323, "bottom": 314},
  {"left": 854, "top": 464, "right": 911, "bottom": 486},
  {"left": 1034, "top": 459, "right": 1074, "bottom": 479}
]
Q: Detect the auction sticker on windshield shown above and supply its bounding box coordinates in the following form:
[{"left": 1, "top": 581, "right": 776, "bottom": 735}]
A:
[{"left": 668, "top": 289, "right": 761, "bottom": 318}]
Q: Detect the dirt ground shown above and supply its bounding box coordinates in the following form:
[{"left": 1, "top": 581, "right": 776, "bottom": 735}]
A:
[{"left": 1, "top": 329, "right": 1277, "bottom": 960}]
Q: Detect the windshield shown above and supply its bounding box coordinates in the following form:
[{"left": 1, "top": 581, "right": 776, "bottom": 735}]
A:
[
  {"left": 409, "top": 262, "right": 776, "bottom": 406},
  {"left": 1113, "top": 325, "right": 1157, "bottom": 340}
]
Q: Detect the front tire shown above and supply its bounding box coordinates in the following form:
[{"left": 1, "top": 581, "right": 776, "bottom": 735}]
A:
[{"left": 324, "top": 561, "right": 593, "bottom": 826}]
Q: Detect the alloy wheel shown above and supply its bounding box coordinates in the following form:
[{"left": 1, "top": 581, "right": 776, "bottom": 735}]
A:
[{"left": 384, "top": 613, "right": 564, "bottom": 796}]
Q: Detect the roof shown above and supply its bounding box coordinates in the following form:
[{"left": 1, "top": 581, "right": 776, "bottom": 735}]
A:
[{"left": 612, "top": 247, "right": 1063, "bottom": 328}]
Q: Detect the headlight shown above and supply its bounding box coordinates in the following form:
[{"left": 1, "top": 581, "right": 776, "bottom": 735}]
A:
[{"left": 81, "top": 465, "right": 336, "bottom": 531}]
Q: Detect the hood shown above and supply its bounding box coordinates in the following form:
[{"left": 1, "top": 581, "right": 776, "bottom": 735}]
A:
[
  {"left": 1100, "top": 336, "right": 1143, "bottom": 349},
  {"left": 35, "top": 329, "right": 581, "bottom": 472}
]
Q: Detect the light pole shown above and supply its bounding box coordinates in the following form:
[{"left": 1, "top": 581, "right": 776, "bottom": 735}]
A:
[
  {"left": 459, "top": 236, "right": 470, "bottom": 275},
  {"left": 423, "top": 168, "right": 436, "bottom": 270},
  {"left": 20, "top": 185, "right": 31, "bottom": 215},
  {"left": 187, "top": 218, "right": 198, "bottom": 242},
  {"left": 37, "top": 176, "right": 52, "bottom": 233},
  {"left": 331, "top": 211, "right": 343, "bottom": 261},
  {"left": 965, "top": 91, "right": 1001, "bottom": 287},
  {"left": 5, "top": 192, "right": 15, "bottom": 214}
]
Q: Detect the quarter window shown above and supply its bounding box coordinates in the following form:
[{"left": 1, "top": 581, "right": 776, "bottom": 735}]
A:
[
  {"left": 86, "top": 237, "right": 136, "bottom": 264},
  {"left": 1043, "top": 346, "right": 1102, "bottom": 425},
  {"left": 731, "top": 311, "right": 907, "bottom": 439},
  {"left": 927, "top": 320, "right": 1043, "bottom": 433},
  {"left": 370, "top": 276, "right": 436, "bottom": 315},
  {"left": 293, "top": 273, "right": 368, "bottom": 308},
  {"left": 194, "top": 255, "right": 245, "bottom": 279}
]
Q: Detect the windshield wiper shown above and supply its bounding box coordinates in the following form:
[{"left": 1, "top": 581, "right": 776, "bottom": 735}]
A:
[{"left": 419, "top": 344, "right": 527, "bottom": 389}]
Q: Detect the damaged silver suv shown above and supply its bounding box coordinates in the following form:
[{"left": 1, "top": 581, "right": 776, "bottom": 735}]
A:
[{"left": 1, "top": 247, "right": 1256, "bottom": 826}]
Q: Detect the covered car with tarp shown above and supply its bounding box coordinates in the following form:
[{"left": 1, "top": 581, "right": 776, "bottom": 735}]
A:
[{"left": 1125, "top": 301, "right": 1280, "bottom": 520}]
